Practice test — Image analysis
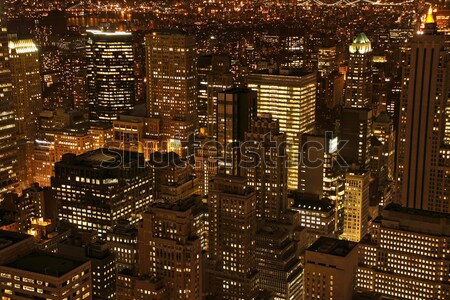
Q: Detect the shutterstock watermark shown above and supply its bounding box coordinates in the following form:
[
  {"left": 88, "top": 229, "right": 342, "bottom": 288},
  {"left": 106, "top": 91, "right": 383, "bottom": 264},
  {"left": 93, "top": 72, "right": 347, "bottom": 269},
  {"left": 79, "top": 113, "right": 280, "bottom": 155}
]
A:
[{"left": 99, "top": 131, "right": 349, "bottom": 170}]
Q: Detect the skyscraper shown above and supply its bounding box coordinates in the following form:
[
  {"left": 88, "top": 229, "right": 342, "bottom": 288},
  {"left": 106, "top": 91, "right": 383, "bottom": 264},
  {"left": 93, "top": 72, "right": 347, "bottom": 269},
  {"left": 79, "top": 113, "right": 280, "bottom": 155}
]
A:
[
  {"left": 396, "top": 8, "right": 450, "bottom": 212},
  {"left": 86, "top": 29, "right": 135, "bottom": 122},
  {"left": 145, "top": 30, "right": 197, "bottom": 154},
  {"left": 207, "top": 175, "right": 259, "bottom": 300},
  {"left": 216, "top": 88, "right": 257, "bottom": 176},
  {"left": 0, "top": 5, "right": 18, "bottom": 200},
  {"left": 248, "top": 70, "right": 316, "bottom": 190},
  {"left": 342, "top": 169, "right": 370, "bottom": 242},
  {"left": 339, "top": 108, "right": 373, "bottom": 169},
  {"left": 197, "top": 54, "right": 233, "bottom": 134},
  {"left": 52, "top": 149, "right": 153, "bottom": 237},
  {"left": 317, "top": 46, "right": 337, "bottom": 77},
  {"left": 345, "top": 33, "right": 373, "bottom": 108},
  {"left": 8, "top": 38, "right": 42, "bottom": 140},
  {"left": 243, "top": 116, "right": 287, "bottom": 220},
  {"left": 137, "top": 197, "right": 203, "bottom": 300}
]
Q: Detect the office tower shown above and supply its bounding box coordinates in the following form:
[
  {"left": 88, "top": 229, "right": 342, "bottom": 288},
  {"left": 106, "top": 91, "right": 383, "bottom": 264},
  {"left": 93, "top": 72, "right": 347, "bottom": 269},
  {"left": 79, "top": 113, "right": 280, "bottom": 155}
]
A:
[
  {"left": 0, "top": 6, "right": 18, "bottom": 200},
  {"left": 16, "top": 139, "right": 34, "bottom": 189},
  {"left": 53, "top": 127, "right": 94, "bottom": 162},
  {"left": 356, "top": 204, "right": 450, "bottom": 300},
  {"left": 207, "top": 175, "right": 258, "bottom": 300},
  {"left": 1, "top": 192, "right": 36, "bottom": 233},
  {"left": 243, "top": 116, "right": 287, "bottom": 220},
  {"left": 145, "top": 30, "right": 197, "bottom": 154},
  {"left": 33, "top": 139, "right": 54, "bottom": 187},
  {"left": 339, "top": 108, "right": 373, "bottom": 169},
  {"left": 304, "top": 237, "right": 358, "bottom": 300},
  {"left": 291, "top": 194, "right": 336, "bottom": 244},
  {"left": 106, "top": 219, "right": 137, "bottom": 272},
  {"left": 256, "top": 225, "right": 303, "bottom": 300},
  {"left": 248, "top": 70, "right": 316, "bottom": 190},
  {"left": 298, "top": 133, "right": 345, "bottom": 233},
  {"left": 137, "top": 197, "right": 202, "bottom": 300},
  {"left": 194, "top": 136, "right": 218, "bottom": 196},
  {"left": 216, "top": 88, "right": 257, "bottom": 176},
  {"left": 149, "top": 152, "right": 198, "bottom": 202},
  {"left": 345, "top": 33, "right": 373, "bottom": 108},
  {"left": 396, "top": 9, "right": 450, "bottom": 212},
  {"left": 318, "top": 46, "right": 337, "bottom": 77},
  {"left": 0, "top": 251, "right": 92, "bottom": 300},
  {"left": 372, "top": 111, "right": 395, "bottom": 181},
  {"left": 8, "top": 38, "right": 42, "bottom": 140},
  {"left": 320, "top": 71, "right": 345, "bottom": 109},
  {"left": 86, "top": 29, "right": 135, "bottom": 122},
  {"left": 197, "top": 54, "right": 234, "bottom": 132},
  {"left": 58, "top": 236, "right": 116, "bottom": 299},
  {"left": 342, "top": 169, "right": 370, "bottom": 242},
  {"left": 53, "top": 149, "right": 153, "bottom": 237}
]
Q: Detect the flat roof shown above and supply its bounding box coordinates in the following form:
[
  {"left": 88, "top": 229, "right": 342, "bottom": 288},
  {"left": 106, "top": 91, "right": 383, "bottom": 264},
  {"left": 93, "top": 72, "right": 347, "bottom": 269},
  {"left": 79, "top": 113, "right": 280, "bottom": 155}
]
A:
[
  {"left": 86, "top": 29, "right": 131, "bottom": 36},
  {"left": 308, "top": 237, "right": 357, "bottom": 257},
  {"left": 59, "top": 148, "right": 144, "bottom": 169},
  {"left": 292, "top": 197, "right": 335, "bottom": 212},
  {"left": 0, "top": 230, "right": 33, "bottom": 251},
  {"left": 7, "top": 251, "right": 88, "bottom": 277}
]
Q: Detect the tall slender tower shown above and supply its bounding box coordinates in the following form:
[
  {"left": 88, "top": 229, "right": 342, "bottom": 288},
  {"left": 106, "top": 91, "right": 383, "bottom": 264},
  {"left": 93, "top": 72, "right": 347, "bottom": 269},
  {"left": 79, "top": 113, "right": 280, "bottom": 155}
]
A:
[
  {"left": 344, "top": 33, "right": 373, "bottom": 108},
  {"left": 145, "top": 30, "right": 197, "bottom": 154},
  {"left": 8, "top": 38, "right": 42, "bottom": 140},
  {"left": 396, "top": 8, "right": 450, "bottom": 212},
  {"left": 0, "top": 3, "right": 18, "bottom": 199},
  {"left": 86, "top": 29, "right": 135, "bottom": 122}
]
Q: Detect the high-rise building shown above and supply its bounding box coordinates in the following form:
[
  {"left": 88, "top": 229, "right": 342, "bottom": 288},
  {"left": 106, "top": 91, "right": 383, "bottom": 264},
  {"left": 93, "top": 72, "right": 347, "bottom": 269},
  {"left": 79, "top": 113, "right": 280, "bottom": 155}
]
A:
[
  {"left": 216, "top": 88, "right": 257, "bottom": 176},
  {"left": 8, "top": 38, "right": 42, "bottom": 140},
  {"left": 207, "top": 175, "right": 259, "bottom": 300},
  {"left": 194, "top": 136, "right": 219, "bottom": 197},
  {"left": 342, "top": 169, "right": 370, "bottom": 242},
  {"left": 356, "top": 203, "right": 450, "bottom": 300},
  {"left": 0, "top": 251, "right": 92, "bottom": 300},
  {"left": 304, "top": 237, "right": 358, "bottom": 300},
  {"left": 345, "top": 33, "right": 373, "bottom": 108},
  {"left": 248, "top": 70, "right": 316, "bottom": 189},
  {"left": 243, "top": 116, "right": 287, "bottom": 220},
  {"left": 318, "top": 46, "right": 337, "bottom": 77},
  {"left": 86, "top": 29, "right": 135, "bottom": 122},
  {"left": 298, "top": 133, "right": 345, "bottom": 232},
  {"left": 396, "top": 9, "right": 450, "bottom": 212},
  {"left": 339, "top": 108, "right": 373, "bottom": 169},
  {"left": 137, "top": 197, "right": 203, "bottom": 300},
  {"left": 0, "top": 6, "right": 18, "bottom": 200},
  {"left": 197, "top": 55, "right": 234, "bottom": 133},
  {"left": 106, "top": 219, "right": 138, "bottom": 273},
  {"left": 52, "top": 149, "right": 153, "bottom": 237},
  {"left": 145, "top": 30, "right": 197, "bottom": 154},
  {"left": 255, "top": 224, "right": 303, "bottom": 300}
]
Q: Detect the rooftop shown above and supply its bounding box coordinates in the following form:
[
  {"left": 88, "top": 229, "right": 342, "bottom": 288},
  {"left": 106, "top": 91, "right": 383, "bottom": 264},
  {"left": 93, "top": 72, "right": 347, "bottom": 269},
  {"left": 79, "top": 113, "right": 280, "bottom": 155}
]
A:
[
  {"left": 0, "top": 230, "right": 33, "bottom": 251},
  {"left": 308, "top": 237, "right": 357, "bottom": 257},
  {"left": 58, "top": 148, "right": 144, "bottom": 169},
  {"left": 292, "top": 197, "right": 335, "bottom": 212},
  {"left": 6, "top": 251, "right": 88, "bottom": 277}
]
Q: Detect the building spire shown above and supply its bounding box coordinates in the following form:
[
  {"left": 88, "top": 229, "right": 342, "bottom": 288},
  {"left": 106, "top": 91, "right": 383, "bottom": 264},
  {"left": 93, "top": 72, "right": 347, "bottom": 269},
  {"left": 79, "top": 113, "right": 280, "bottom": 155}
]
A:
[{"left": 426, "top": 6, "right": 435, "bottom": 24}]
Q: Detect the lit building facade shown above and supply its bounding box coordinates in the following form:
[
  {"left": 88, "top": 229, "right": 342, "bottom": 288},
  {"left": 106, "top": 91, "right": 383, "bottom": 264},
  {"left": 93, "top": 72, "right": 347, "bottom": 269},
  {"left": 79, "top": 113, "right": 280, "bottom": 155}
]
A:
[
  {"left": 317, "top": 46, "right": 337, "bottom": 77},
  {"left": 243, "top": 116, "right": 287, "bottom": 220},
  {"left": 137, "top": 197, "right": 203, "bottom": 300},
  {"left": 345, "top": 33, "right": 373, "bottom": 109},
  {"left": 207, "top": 175, "right": 259, "bottom": 300},
  {"left": 248, "top": 70, "right": 316, "bottom": 190},
  {"left": 0, "top": 7, "right": 18, "bottom": 200},
  {"left": 342, "top": 169, "right": 370, "bottom": 242},
  {"left": 52, "top": 149, "right": 153, "bottom": 237},
  {"left": 356, "top": 203, "right": 450, "bottom": 300},
  {"left": 304, "top": 237, "right": 358, "bottom": 300},
  {"left": 396, "top": 9, "right": 450, "bottom": 213},
  {"left": 145, "top": 30, "right": 197, "bottom": 154},
  {"left": 0, "top": 251, "right": 92, "bottom": 300},
  {"left": 8, "top": 38, "right": 42, "bottom": 140},
  {"left": 86, "top": 30, "right": 135, "bottom": 122}
]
